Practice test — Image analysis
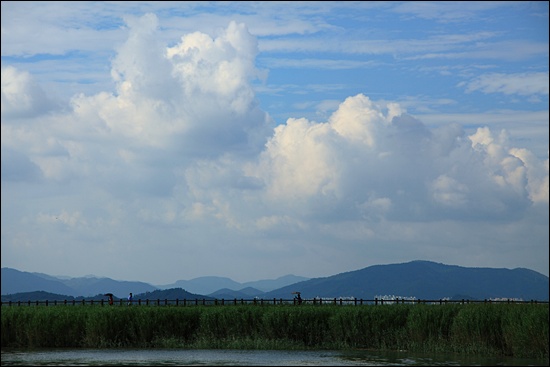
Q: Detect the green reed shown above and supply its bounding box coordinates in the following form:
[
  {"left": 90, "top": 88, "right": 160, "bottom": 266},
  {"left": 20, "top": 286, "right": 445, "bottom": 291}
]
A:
[{"left": 1, "top": 303, "right": 548, "bottom": 359}]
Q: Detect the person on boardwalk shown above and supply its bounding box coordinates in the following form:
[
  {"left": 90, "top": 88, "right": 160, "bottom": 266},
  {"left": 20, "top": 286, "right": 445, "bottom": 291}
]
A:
[
  {"left": 104, "top": 293, "right": 114, "bottom": 306},
  {"left": 127, "top": 292, "right": 133, "bottom": 306},
  {"left": 292, "top": 291, "right": 302, "bottom": 305}
]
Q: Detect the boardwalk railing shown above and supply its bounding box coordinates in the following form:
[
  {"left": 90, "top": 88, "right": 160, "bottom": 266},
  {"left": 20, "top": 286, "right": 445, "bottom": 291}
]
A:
[{"left": 2, "top": 298, "right": 548, "bottom": 307}]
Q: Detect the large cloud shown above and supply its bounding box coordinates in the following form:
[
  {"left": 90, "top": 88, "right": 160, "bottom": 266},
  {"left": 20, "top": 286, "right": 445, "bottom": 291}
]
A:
[
  {"left": 1, "top": 66, "right": 59, "bottom": 119},
  {"left": 239, "top": 94, "right": 547, "bottom": 226},
  {"left": 2, "top": 14, "right": 272, "bottom": 191},
  {"left": 72, "top": 14, "right": 272, "bottom": 155}
]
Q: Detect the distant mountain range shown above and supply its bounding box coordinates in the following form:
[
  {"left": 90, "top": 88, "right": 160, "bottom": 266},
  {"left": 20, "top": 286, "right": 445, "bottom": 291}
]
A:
[
  {"left": 1, "top": 268, "right": 158, "bottom": 299},
  {"left": 0, "top": 267, "right": 308, "bottom": 299},
  {"left": 2, "top": 260, "right": 548, "bottom": 302},
  {"left": 157, "top": 274, "right": 309, "bottom": 295},
  {"left": 260, "top": 260, "right": 549, "bottom": 301}
]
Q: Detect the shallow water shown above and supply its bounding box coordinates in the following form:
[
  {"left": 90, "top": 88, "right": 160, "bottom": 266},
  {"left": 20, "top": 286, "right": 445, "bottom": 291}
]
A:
[{"left": 1, "top": 348, "right": 548, "bottom": 366}]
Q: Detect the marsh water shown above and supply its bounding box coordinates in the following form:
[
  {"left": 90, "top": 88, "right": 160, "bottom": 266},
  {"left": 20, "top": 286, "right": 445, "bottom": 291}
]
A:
[{"left": 1, "top": 348, "right": 548, "bottom": 366}]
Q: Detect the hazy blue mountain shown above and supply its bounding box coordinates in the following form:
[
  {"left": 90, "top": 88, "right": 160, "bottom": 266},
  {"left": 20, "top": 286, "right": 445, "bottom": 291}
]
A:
[
  {"left": 240, "top": 275, "right": 310, "bottom": 292},
  {"left": 25, "top": 271, "right": 158, "bottom": 298},
  {"left": 159, "top": 274, "right": 309, "bottom": 295},
  {"left": 60, "top": 277, "right": 158, "bottom": 298},
  {"left": 160, "top": 276, "right": 241, "bottom": 295},
  {"left": 1, "top": 268, "right": 304, "bottom": 299},
  {"left": 1, "top": 268, "right": 157, "bottom": 299},
  {"left": 3, "top": 261, "right": 548, "bottom": 302},
  {"left": 1, "top": 268, "right": 78, "bottom": 297},
  {"left": 260, "top": 260, "right": 549, "bottom": 301}
]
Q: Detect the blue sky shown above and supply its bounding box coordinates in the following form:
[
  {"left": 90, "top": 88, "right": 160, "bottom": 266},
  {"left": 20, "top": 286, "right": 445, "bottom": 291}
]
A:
[{"left": 1, "top": 1, "right": 548, "bottom": 287}]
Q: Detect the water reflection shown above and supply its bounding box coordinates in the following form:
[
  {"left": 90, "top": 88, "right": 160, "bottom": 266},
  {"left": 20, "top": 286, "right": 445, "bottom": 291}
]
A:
[{"left": 1, "top": 348, "right": 548, "bottom": 366}]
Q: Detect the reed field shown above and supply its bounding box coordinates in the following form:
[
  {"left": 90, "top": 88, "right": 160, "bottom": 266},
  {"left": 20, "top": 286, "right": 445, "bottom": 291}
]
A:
[{"left": 1, "top": 303, "right": 548, "bottom": 360}]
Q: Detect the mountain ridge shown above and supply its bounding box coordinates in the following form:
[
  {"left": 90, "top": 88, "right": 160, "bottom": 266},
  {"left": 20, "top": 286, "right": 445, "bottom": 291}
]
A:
[
  {"left": 158, "top": 274, "right": 309, "bottom": 295},
  {"left": 260, "top": 260, "right": 549, "bottom": 300},
  {"left": 0, "top": 267, "right": 309, "bottom": 299},
  {"left": 2, "top": 260, "right": 548, "bottom": 301}
]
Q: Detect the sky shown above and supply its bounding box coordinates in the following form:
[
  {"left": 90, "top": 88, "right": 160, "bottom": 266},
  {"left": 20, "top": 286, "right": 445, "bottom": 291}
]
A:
[{"left": 1, "top": 1, "right": 548, "bottom": 286}]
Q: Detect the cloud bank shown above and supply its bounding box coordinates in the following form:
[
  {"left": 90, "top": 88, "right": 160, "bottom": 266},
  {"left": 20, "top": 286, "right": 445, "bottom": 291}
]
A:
[{"left": 2, "top": 14, "right": 548, "bottom": 283}]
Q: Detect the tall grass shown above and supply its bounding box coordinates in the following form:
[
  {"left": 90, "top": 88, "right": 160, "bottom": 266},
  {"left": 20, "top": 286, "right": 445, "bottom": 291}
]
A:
[{"left": 1, "top": 303, "right": 548, "bottom": 359}]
